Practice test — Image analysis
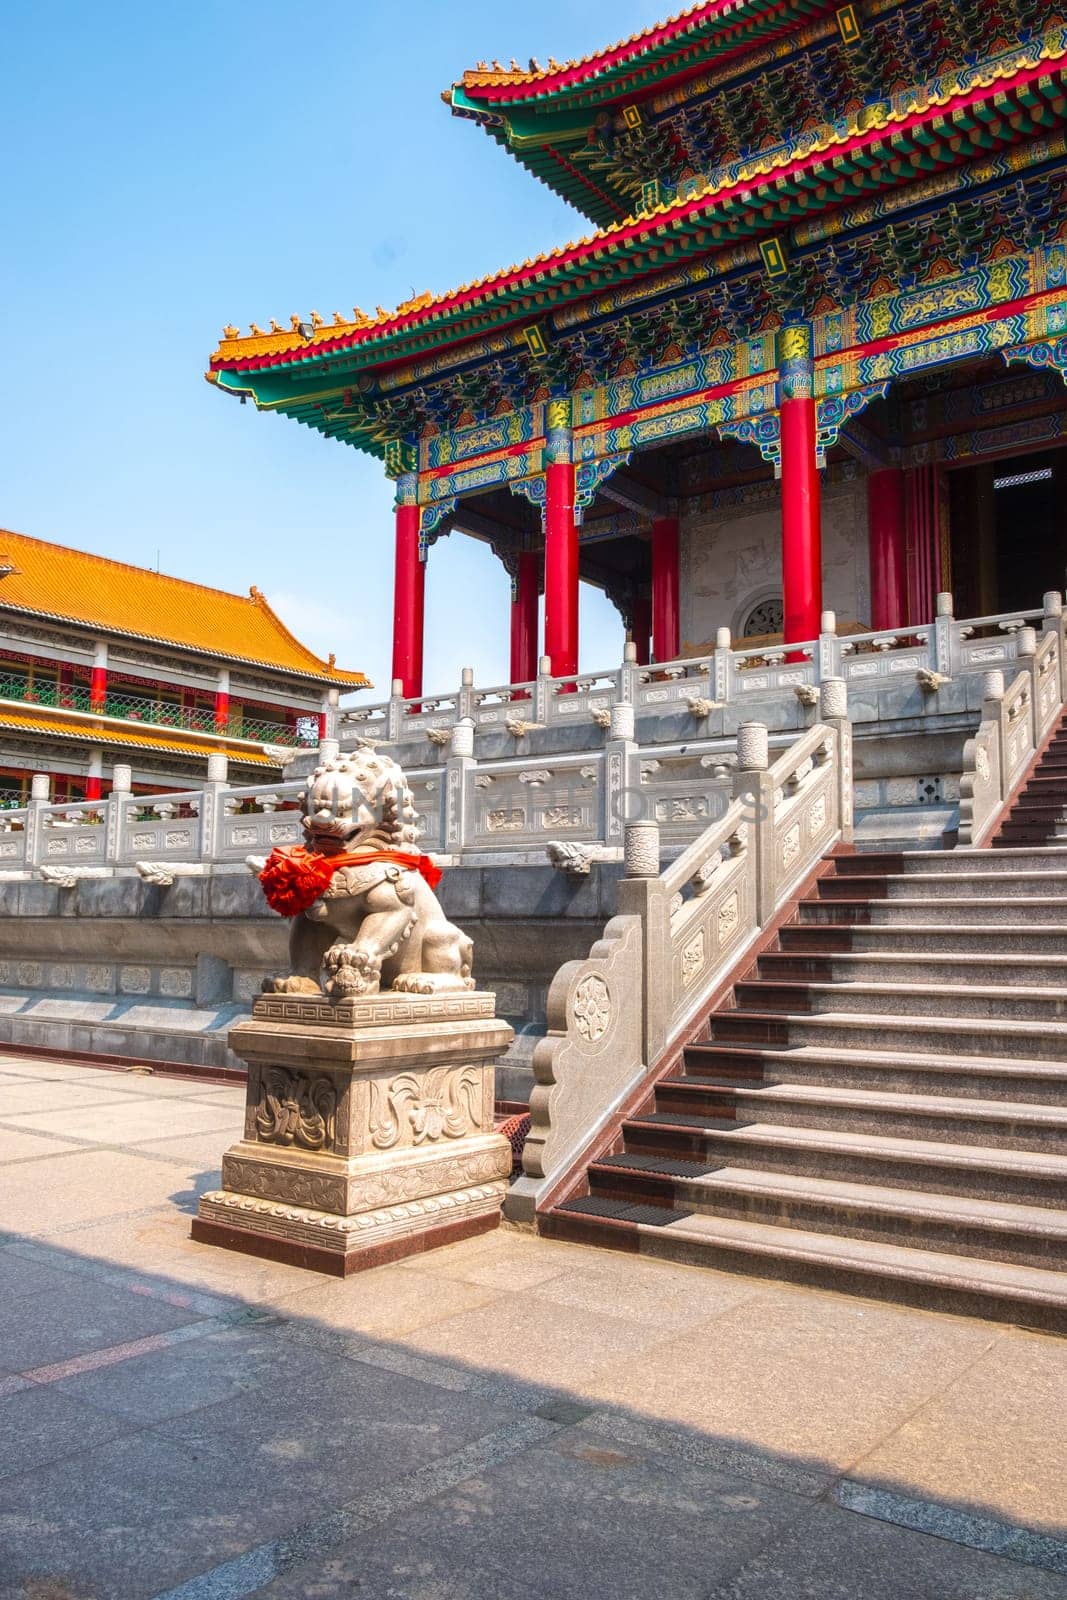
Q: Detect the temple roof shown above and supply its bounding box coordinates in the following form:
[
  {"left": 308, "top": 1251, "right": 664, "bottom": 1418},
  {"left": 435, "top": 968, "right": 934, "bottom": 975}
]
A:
[
  {"left": 447, "top": 0, "right": 841, "bottom": 222},
  {"left": 0, "top": 704, "right": 282, "bottom": 769},
  {"left": 0, "top": 529, "right": 367, "bottom": 689},
  {"left": 208, "top": 30, "right": 1067, "bottom": 458}
]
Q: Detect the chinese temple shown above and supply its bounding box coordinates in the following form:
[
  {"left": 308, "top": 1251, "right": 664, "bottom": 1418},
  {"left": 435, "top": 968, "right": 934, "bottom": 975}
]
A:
[
  {"left": 0, "top": 528, "right": 367, "bottom": 803},
  {"left": 208, "top": 0, "right": 1067, "bottom": 698}
]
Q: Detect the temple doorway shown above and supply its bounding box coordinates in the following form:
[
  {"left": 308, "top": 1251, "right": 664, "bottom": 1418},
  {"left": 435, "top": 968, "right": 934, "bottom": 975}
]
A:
[{"left": 950, "top": 448, "right": 1067, "bottom": 616}]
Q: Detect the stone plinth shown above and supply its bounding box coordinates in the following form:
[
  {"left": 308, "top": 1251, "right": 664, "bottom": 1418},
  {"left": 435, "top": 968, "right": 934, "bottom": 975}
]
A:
[{"left": 193, "top": 991, "right": 513, "bottom": 1275}]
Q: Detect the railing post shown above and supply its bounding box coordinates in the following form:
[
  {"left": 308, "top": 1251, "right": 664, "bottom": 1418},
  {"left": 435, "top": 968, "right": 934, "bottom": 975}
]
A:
[
  {"left": 619, "top": 640, "right": 640, "bottom": 707},
  {"left": 604, "top": 702, "right": 639, "bottom": 848},
  {"left": 1016, "top": 626, "right": 1039, "bottom": 746},
  {"left": 1041, "top": 590, "right": 1067, "bottom": 701},
  {"left": 934, "top": 591, "right": 954, "bottom": 676},
  {"left": 817, "top": 610, "right": 840, "bottom": 684},
  {"left": 387, "top": 679, "right": 405, "bottom": 743},
  {"left": 199, "top": 753, "right": 229, "bottom": 864},
  {"left": 618, "top": 819, "right": 668, "bottom": 1066},
  {"left": 458, "top": 666, "right": 476, "bottom": 723},
  {"left": 24, "top": 773, "right": 50, "bottom": 869},
  {"left": 444, "top": 719, "right": 475, "bottom": 854},
  {"left": 714, "top": 626, "right": 732, "bottom": 705},
  {"left": 106, "top": 763, "right": 132, "bottom": 865},
  {"left": 534, "top": 655, "right": 552, "bottom": 726},
  {"left": 733, "top": 722, "right": 774, "bottom": 922},
  {"left": 820, "top": 678, "right": 853, "bottom": 845}
]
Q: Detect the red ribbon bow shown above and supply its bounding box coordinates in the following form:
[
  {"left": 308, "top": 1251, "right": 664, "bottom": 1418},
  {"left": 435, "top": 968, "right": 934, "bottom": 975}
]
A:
[{"left": 259, "top": 845, "right": 443, "bottom": 918}]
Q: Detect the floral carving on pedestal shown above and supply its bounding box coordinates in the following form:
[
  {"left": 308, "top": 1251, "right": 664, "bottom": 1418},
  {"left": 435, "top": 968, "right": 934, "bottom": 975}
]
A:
[
  {"left": 369, "top": 1066, "right": 481, "bottom": 1150},
  {"left": 255, "top": 1068, "right": 337, "bottom": 1152},
  {"left": 573, "top": 974, "right": 611, "bottom": 1042}
]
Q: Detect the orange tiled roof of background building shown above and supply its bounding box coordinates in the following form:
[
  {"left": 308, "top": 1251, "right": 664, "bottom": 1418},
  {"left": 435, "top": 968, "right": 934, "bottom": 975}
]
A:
[
  {"left": 0, "top": 704, "right": 282, "bottom": 769},
  {"left": 457, "top": 3, "right": 710, "bottom": 90},
  {"left": 0, "top": 529, "right": 367, "bottom": 688}
]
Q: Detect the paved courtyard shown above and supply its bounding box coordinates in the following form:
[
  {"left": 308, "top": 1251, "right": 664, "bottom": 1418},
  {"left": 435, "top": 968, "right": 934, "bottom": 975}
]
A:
[{"left": 0, "top": 1053, "right": 1063, "bottom": 1599}]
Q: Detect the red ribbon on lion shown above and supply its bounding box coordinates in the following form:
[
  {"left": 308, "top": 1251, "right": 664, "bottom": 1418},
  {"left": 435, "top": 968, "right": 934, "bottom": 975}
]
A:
[{"left": 259, "top": 845, "right": 443, "bottom": 919}]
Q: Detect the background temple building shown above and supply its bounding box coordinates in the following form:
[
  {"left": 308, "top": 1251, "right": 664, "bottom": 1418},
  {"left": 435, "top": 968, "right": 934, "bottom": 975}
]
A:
[
  {"left": 208, "top": 0, "right": 1067, "bottom": 696},
  {"left": 0, "top": 528, "right": 366, "bottom": 803}
]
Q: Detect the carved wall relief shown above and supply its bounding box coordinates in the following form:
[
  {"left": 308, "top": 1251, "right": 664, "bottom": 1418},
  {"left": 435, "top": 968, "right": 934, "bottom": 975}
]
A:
[{"left": 255, "top": 1067, "right": 337, "bottom": 1151}]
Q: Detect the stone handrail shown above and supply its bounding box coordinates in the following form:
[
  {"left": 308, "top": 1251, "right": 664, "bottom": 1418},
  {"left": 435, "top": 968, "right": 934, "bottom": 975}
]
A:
[
  {"left": 340, "top": 592, "right": 1066, "bottom": 742},
  {"left": 957, "top": 620, "right": 1064, "bottom": 846},
  {"left": 507, "top": 684, "right": 851, "bottom": 1222}
]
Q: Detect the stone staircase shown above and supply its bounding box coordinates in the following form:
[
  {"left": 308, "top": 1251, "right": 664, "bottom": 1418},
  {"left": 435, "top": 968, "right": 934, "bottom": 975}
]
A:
[
  {"left": 994, "top": 715, "right": 1067, "bottom": 847},
  {"left": 543, "top": 846, "right": 1067, "bottom": 1332}
]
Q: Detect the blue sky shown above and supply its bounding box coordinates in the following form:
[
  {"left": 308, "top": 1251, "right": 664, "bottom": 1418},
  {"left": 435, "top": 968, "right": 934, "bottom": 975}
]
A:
[{"left": 0, "top": 0, "right": 660, "bottom": 699}]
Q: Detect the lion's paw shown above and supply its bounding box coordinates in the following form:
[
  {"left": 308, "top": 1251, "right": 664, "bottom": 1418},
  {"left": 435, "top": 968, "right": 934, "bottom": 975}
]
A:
[
  {"left": 392, "top": 972, "right": 474, "bottom": 995},
  {"left": 322, "top": 944, "right": 382, "bottom": 999},
  {"left": 262, "top": 975, "right": 322, "bottom": 996}
]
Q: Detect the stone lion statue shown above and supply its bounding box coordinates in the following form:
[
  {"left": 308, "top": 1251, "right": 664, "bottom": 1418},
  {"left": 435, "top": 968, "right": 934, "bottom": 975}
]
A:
[{"left": 260, "top": 745, "right": 474, "bottom": 1000}]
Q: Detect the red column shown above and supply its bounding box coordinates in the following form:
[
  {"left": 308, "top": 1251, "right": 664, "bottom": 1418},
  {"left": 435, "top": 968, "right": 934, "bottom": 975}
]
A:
[
  {"left": 631, "top": 596, "right": 652, "bottom": 667},
  {"left": 89, "top": 666, "right": 107, "bottom": 712},
  {"left": 778, "top": 326, "right": 822, "bottom": 651},
  {"left": 391, "top": 497, "right": 425, "bottom": 699},
  {"left": 543, "top": 401, "right": 578, "bottom": 679},
  {"left": 214, "top": 690, "right": 230, "bottom": 731},
  {"left": 868, "top": 468, "right": 907, "bottom": 630},
  {"left": 651, "top": 517, "right": 680, "bottom": 663},
  {"left": 85, "top": 775, "right": 102, "bottom": 801},
  {"left": 904, "top": 464, "right": 942, "bottom": 625},
  {"left": 510, "top": 550, "right": 539, "bottom": 687}
]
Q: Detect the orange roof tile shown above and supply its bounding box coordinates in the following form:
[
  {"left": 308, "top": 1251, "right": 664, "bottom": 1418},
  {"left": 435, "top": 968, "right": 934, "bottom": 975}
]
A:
[
  {"left": 456, "top": 2, "right": 712, "bottom": 92},
  {"left": 0, "top": 528, "right": 368, "bottom": 689},
  {"left": 0, "top": 703, "right": 283, "bottom": 768}
]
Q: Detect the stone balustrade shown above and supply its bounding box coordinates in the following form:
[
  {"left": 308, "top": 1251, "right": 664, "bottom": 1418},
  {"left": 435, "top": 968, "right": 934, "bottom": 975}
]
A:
[
  {"left": 341, "top": 593, "right": 1065, "bottom": 744},
  {"left": 508, "top": 684, "right": 853, "bottom": 1221}
]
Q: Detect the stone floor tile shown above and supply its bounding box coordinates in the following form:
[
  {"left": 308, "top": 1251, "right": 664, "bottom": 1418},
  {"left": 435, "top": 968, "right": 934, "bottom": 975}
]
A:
[
  {"left": 523, "top": 1250, "right": 764, "bottom": 1330},
  {"left": 586, "top": 1283, "right": 999, "bottom": 1473},
  {"left": 0, "top": 1081, "right": 123, "bottom": 1115},
  {"left": 0, "top": 1383, "right": 134, "bottom": 1480},
  {"left": 273, "top": 1263, "right": 504, "bottom": 1339},
  {"left": 257, "top": 1550, "right": 541, "bottom": 1600},
  {"left": 403, "top": 1288, "right": 681, "bottom": 1391},
  {"left": 0, "top": 1149, "right": 197, "bottom": 1234},
  {"left": 715, "top": 1497, "right": 1067, "bottom": 1598},
  {"left": 398, "top": 1225, "right": 601, "bottom": 1290},
  {"left": 134, "top": 1129, "right": 236, "bottom": 1174},
  {"left": 0, "top": 1246, "right": 112, "bottom": 1303},
  {"left": 0, "top": 1125, "right": 84, "bottom": 1162},
  {"left": 849, "top": 1327, "right": 1067, "bottom": 1536},
  {"left": 0, "top": 1095, "right": 241, "bottom": 1145},
  {"left": 0, "top": 1271, "right": 212, "bottom": 1373}
]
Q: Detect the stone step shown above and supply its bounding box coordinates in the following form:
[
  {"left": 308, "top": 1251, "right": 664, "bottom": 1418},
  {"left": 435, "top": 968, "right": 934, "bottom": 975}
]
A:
[
  {"left": 732, "top": 977, "right": 1067, "bottom": 1023},
  {"left": 831, "top": 847, "right": 1067, "bottom": 875},
  {"left": 684, "top": 1040, "right": 1067, "bottom": 1103},
  {"left": 709, "top": 1006, "right": 1067, "bottom": 1060},
  {"left": 757, "top": 948, "right": 1067, "bottom": 987},
  {"left": 546, "top": 1200, "right": 1067, "bottom": 1332},
  {"left": 818, "top": 871, "right": 1067, "bottom": 901},
  {"left": 778, "top": 921, "right": 1067, "bottom": 955},
  {"left": 586, "top": 1158, "right": 1067, "bottom": 1270},
  {"left": 798, "top": 896, "right": 1067, "bottom": 925},
  {"left": 618, "top": 1116, "right": 1067, "bottom": 1206},
  {"left": 652, "top": 1077, "right": 1067, "bottom": 1153}
]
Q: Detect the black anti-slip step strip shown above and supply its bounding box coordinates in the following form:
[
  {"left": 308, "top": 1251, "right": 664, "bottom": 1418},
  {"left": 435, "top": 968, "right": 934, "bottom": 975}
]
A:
[
  {"left": 559, "top": 1197, "right": 694, "bottom": 1227},
  {"left": 599, "top": 1153, "right": 717, "bottom": 1177}
]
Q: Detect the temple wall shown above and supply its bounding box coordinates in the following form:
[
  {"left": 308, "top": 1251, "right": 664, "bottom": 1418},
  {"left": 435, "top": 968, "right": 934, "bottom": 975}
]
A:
[{"left": 680, "top": 474, "right": 870, "bottom": 648}]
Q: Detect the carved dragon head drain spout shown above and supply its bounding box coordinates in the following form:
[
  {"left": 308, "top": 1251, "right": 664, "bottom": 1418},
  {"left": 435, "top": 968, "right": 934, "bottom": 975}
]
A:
[{"left": 260, "top": 744, "right": 474, "bottom": 1001}]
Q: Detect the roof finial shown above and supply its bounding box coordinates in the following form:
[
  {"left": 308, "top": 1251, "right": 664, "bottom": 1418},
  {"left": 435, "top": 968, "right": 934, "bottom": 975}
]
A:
[{"left": 223, "top": 324, "right": 239, "bottom": 339}]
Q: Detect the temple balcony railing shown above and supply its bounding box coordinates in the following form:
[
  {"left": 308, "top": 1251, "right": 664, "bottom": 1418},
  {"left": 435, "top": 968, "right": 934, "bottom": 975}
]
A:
[
  {"left": 339, "top": 594, "right": 1060, "bottom": 745},
  {"left": 0, "top": 675, "right": 317, "bottom": 749}
]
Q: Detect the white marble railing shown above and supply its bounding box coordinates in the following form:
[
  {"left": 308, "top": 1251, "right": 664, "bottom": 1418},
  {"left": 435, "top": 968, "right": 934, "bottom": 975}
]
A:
[
  {"left": 340, "top": 593, "right": 1064, "bottom": 743},
  {"left": 957, "top": 623, "right": 1064, "bottom": 847},
  {"left": 508, "top": 687, "right": 852, "bottom": 1221}
]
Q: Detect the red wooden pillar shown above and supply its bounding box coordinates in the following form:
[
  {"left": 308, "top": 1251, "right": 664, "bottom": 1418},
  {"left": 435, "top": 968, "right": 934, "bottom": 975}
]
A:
[
  {"left": 630, "top": 595, "right": 652, "bottom": 667},
  {"left": 85, "top": 751, "right": 103, "bottom": 802},
  {"left": 868, "top": 468, "right": 907, "bottom": 630},
  {"left": 214, "top": 669, "right": 230, "bottom": 733},
  {"left": 510, "top": 550, "right": 539, "bottom": 686},
  {"left": 391, "top": 487, "right": 425, "bottom": 699},
  {"left": 89, "top": 642, "right": 108, "bottom": 712},
  {"left": 904, "top": 463, "right": 943, "bottom": 626},
  {"left": 544, "top": 401, "right": 578, "bottom": 679},
  {"left": 777, "top": 325, "right": 822, "bottom": 651},
  {"left": 651, "top": 516, "right": 680, "bottom": 663}
]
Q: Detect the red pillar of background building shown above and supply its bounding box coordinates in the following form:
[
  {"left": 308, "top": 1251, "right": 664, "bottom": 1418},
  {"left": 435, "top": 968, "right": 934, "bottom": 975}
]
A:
[
  {"left": 544, "top": 402, "right": 579, "bottom": 678},
  {"left": 85, "top": 775, "right": 102, "bottom": 800},
  {"left": 391, "top": 489, "right": 425, "bottom": 699},
  {"left": 510, "top": 550, "right": 539, "bottom": 686},
  {"left": 868, "top": 467, "right": 907, "bottom": 630},
  {"left": 630, "top": 595, "right": 652, "bottom": 666},
  {"left": 89, "top": 643, "right": 108, "bottom": 713},
  {"left": 214, "top": 670, "right": 230, "bottom": 733},
  {"left": 651, "top": 516, "right": 680, "bottom": 663},
  {"left": 777, "top": 325, "right": 823, "bottom": 650}
]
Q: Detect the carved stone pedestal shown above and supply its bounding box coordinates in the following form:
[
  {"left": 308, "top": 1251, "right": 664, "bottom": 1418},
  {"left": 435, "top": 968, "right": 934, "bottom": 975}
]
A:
[{"left": 193, "top": 991, "right": 513, "bottom": 1276}]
